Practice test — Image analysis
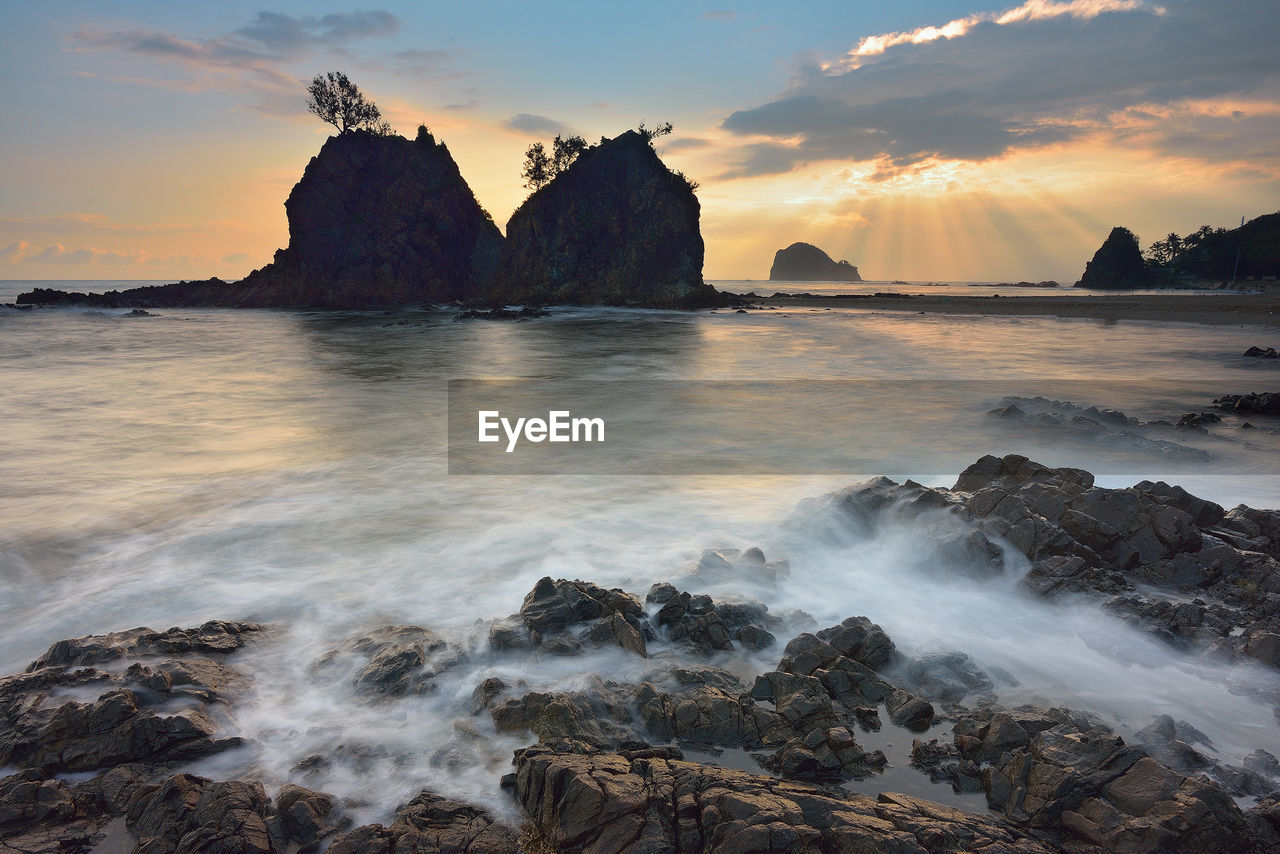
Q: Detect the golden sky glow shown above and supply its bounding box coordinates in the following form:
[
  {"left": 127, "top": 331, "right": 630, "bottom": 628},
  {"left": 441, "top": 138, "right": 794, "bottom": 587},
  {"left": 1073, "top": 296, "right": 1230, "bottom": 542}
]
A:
[{"left": 1, "top": 1, "right": 1276, "bottom": 284}]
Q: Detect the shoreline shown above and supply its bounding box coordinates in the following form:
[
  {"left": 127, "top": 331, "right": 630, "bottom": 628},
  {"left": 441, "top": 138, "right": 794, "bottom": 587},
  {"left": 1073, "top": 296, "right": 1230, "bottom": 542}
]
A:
[{"left": 747, "top": 291, "right": 1280, "bottom": 326}]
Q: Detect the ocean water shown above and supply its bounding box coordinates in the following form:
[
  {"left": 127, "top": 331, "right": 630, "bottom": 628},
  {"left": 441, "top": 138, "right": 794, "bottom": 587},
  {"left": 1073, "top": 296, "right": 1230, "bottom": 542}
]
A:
[{"left": 2, "top": 289, "right": 1279, "bottom": 820}]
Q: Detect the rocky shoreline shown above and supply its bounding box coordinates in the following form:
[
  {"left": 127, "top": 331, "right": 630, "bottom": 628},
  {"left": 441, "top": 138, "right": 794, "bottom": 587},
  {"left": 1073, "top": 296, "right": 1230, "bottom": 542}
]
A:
[{"left": 5, "top": 454, "right": 1280, "bottom": 852}]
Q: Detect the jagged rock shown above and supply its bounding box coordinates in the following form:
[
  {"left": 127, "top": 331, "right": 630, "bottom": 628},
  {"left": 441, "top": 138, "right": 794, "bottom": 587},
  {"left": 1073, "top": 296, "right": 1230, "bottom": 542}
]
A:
[
  {"left": 981, "top": 717, "right": 1261, "bottom": 852},
  {"left": 491, "top": 130, "right": 724, "bottom": 308},
  {"left": 0, "top": 769, "right": 113, "bottom": 853},
  {"left": 514, "top": 745, "right": 1060, "bottom": 853},
  {"left": 768, "top": 242, "right": 861, "bottom": 282},
  {"left": 779, "top": 616, "right": 895, "bottom": 674},
  {"left": 763, "top": 725, "right": 886, "bottom": 780},
  {"left": 884, "top": 689, "right": 935, "bottom": 731},
  {"left": 312, "top": 625, "right": 468, "bottom": 698},
  {"left": 1214, "top": 392, "right": 1280, "bottom": 416},
  {"left": 903, "top": 652, "right": 994, "bottom": 702},
  {"left": 269, "top": 783, "right": 346, "bottom": 849},
  {"left": 513, "top": 577, "right": 653, "bottom": 657},
  {"left": 1075, "top": 226, "right": 1153, "bottom": 289},
  {"left": 1244, "top": 346, "right": 1279, "bottom": 359},
  {"left": 127, "top": 774, "right": 275, "bottom": 854},
  {"left": 327, "top": 789, "right": 518, "bottom": 854},
  {"left": 0, "top": 688, "right": 238, "bottom": 773},
  {"left": 687, "top": 547, "right": 790, "bottom": 586},
  {"left": 25, "top": 621, "right": 263, "bottom": 671}
]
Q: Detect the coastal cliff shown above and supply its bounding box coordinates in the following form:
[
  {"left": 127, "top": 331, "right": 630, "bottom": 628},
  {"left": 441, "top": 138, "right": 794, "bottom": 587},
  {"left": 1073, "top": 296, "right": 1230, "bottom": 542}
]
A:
[
  {"left": 490, "top": 130, "right": 725, "bottom": 308},
  {"left": 769, "top": 242, "right": 861, "bottom": 281}
]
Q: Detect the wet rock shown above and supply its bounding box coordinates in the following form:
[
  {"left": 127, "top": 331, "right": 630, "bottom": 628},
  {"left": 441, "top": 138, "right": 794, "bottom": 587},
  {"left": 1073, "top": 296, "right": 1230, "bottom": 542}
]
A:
[
  {"left": 313, "top": 625, "right": 469, "bottom": 698},
  {"left": 515, "top": 577, "right": 652, "bottom": 657},
  {"left": 327, "top": 789, "right": 518, "bottom": 854},
  {"left": 269, "top": 783, "right": 346, "bottom": 850},
  {"left": 903, "top": 651, "right": 994, "bottom": 702},
  {"left": 489, "top": 679, "right": 639, "bottom": 748},
  {"left": 633, "top": 682, "right": 788, "bottom": 750},
  {"left": 651, "top": 588, "right": 735, "bottom": 656},
  {"left": 884, "top": 689, "right": 934, "bottom": 731},
  {"left": 981, "top": 717, "right": 1261, "bottom": 852},
  {"left": 1243, "top": 346, "right": 1279, "bottom": 359},
  {"left": 1215, "top": 392, "right": 1280, "bottom": 416},
  {"left": 688, "top": 547, "right": 790, "bottom": 586},
  {"left": 0, "top": 688, "right": 238, "bottom": 773},
  {"left": 25, "top": 621, "right": 263, "bottom": 671},
  {"left": 779, "top": 616, "right": 895, "bottom": 674},
  {"left": 514, "top": 745, "right": 1060, "bottom": 853},
  {"left": 128, "top": 774, "right": 274, "bottom": 854},
  {"left": 763, "top": 725, "right": 886, "bottom": 780},
  {"left": 0, "top": 769, "right": 113, "bottom": 852}
]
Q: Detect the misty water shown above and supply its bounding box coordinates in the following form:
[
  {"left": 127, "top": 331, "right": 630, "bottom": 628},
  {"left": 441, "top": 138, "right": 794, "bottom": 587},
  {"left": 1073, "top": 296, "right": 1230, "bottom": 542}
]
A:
[{"left": 3, "top": 294, "right": 1280, "bottom": 821}]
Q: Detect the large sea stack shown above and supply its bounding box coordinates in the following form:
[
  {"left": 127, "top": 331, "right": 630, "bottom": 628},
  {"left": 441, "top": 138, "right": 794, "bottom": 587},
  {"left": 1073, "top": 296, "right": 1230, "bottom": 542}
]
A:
[
  {"left": 1074, "top": 226, "right": 1152, "bottom": 289},
  {"left": 769, "top": 242, "right": 861, "bottom": 281},
  {"left": 490, "top": 130, "right": 723, "bottom": 308},
  {"left": 18, "top": 127, "right": 502, "bottom": 308}
]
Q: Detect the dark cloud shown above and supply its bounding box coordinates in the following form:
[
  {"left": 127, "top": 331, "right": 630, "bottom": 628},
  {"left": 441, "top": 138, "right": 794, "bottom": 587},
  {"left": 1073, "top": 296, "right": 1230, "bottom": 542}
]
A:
[
  {"left": 503, "top": 113, "right": 573, "bottom": 137},
  {"left": 720, "top": 0, "right": 1280, "bottom": 177}
]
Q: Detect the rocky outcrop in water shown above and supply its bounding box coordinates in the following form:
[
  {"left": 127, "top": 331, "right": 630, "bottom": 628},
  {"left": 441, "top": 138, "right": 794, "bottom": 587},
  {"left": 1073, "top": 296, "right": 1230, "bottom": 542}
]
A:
[
  {"left": 17, "top": 128, "right": 503, "bottom": 309},
  {"left": 7, "top": 457, "right": 1280, "bottom": 852},
  {"left": 514, "top": 745, "right": 1058, "bottom": 853},
  {"left": 490, "top": 130, "right": 725, "bottom": 308},
  {"left": 768, "top": 242, "right": 862, "bottom": 282},
  {"left": 1075, "top": 226, "right": 1153, "bottom": 289}
]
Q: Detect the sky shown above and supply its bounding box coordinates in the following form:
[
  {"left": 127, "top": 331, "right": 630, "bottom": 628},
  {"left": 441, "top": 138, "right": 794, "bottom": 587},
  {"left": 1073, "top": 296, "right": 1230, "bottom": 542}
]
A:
[{"left": 1, "top": 0, "right": 1277, "bottom": 283}]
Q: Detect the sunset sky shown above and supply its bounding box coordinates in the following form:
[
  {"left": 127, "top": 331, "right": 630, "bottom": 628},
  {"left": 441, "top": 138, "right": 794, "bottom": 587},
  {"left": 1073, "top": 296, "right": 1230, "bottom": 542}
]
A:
[{"left": 2, "top": 0, "right": 1277, "bottom": 283}]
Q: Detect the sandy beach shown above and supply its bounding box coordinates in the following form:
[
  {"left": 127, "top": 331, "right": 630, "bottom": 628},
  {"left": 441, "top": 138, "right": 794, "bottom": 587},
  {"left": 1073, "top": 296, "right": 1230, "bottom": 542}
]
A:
[{"left": 751, "top": 291, "right": 1280, "bottom": 326}]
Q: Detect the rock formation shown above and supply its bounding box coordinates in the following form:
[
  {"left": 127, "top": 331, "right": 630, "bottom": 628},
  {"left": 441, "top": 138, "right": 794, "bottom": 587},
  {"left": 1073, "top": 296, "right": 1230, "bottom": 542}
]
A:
[
  {"left": 769, "top": 242, "right": 862, "bottom": 281},
  {"left": 18, "top": 127, "right": 503, "bottom": 308},
  {"left": 8, "top": 458, "right": 1280, "bottom": 852},
  {"left": 490, "top": 130, "right": 724, "bottom": 308},
  {"left": 1074, "top": 226, "right": 1153, "bottom": 289}
]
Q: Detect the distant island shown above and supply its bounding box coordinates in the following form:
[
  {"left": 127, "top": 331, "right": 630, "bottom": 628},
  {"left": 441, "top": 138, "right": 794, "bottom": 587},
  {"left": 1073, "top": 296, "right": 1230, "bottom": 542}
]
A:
[{"left": 769, "top": 242, "right": 862, "bottom": 282}]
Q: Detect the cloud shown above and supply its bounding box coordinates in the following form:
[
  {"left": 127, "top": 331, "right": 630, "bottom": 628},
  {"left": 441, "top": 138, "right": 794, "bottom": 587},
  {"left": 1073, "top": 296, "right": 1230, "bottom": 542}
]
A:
[
  {"left": 503, "top": 113, "right": 573, "bottom": 137},
  {"left": 703, "top": 10, "right": 736, "bottom": 21},
  {"left": 664, "top": 137, "right": 712, "bottom": 151},
  {"left": 72, "top": 10, "right": 406, "bottom": 117},
  {"left": 0, "top": 213, "right": 193, "bottom": 234},
  {"left": 720, "top": 0, "right": 1280, "bottom": 177}
]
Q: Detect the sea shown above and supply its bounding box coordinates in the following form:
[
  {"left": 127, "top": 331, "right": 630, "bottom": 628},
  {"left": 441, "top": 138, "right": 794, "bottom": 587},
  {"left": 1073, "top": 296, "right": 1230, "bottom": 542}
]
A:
[{"left": 2, "top": 279, "right": 1279, "bottom": 820}]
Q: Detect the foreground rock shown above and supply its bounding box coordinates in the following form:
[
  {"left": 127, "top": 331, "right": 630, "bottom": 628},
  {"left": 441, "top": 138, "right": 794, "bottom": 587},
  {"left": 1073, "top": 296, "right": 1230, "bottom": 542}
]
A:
[
  {"left": 18, "top": 127, "right": 503, "bottom": 309},
  {"left": 490, "top": 130, "right": 726, "bottom": 308},
  {"left": 768, "top": 241, "right": 862, "bottom": 282},
  {"left": 514, "top": 745, "right": 1059, "bottom": 853},
  {"left": 1075, "top": 226, "right": 1153, "bottom": 289}
]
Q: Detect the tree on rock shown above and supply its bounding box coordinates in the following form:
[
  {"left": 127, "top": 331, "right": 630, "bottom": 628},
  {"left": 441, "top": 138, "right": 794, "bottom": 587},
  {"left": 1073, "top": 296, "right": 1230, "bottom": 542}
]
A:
[{"left": 306, "top": 71, "right": 391, "bottom": 135}]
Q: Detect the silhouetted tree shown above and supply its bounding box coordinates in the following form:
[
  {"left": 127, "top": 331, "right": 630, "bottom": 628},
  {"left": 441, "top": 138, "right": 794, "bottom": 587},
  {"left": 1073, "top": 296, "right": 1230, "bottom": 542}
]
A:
[
  {"left": 306, "top": 71, "right": 389, "bottom": 134},
  {"left": 551, "top": 134, "right": 588, "bottom": 175},
  {"left": 637, "top": 121, "right": 673, "bottom": 143},
  {"left": 521, "top": 141, "right": 552, "bottom": 190}
]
